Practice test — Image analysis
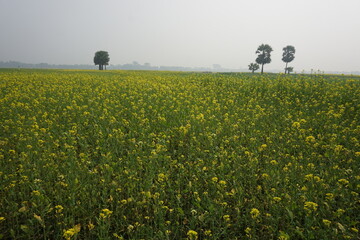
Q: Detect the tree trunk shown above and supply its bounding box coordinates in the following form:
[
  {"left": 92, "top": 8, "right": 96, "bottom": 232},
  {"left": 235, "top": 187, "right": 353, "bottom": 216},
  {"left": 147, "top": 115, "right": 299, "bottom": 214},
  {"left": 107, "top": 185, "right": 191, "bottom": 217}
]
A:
[
  {"left": 285, "top": 62, "right": 288, "bottom": 74},
  {"left": 99, "top": 65, "right": 101, "bottom": 70},
  {"left": 261, "top": 64, "right": 264, "bottom": 74}
]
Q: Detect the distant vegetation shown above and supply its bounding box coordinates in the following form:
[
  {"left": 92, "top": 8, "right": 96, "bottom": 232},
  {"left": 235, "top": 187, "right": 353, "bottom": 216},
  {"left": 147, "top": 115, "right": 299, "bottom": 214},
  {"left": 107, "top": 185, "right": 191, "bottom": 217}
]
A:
[
  {"left": 0, "top": 61, "right": 95, "bottom": 70},
  {"left": 0, "top": 61, "right": 245, "bottom": 72},
  {"left": 1, "top": 69, "right": 359, "bottom": 239}
]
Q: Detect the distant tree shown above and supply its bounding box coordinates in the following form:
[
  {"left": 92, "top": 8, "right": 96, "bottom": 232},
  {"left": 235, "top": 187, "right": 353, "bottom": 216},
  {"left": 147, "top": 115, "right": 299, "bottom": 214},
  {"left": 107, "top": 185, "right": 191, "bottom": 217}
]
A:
[
  {"left": 248, "top": 63, "right": 259, "bottom": 73},
  {"left": 255, "top": 44, "right": 273, "bottom": 74},
  {"left": 94, "top": 51, "right": 110, "bottom": 70},
  {"left": 285, "top": 67, "right": 294, "bottom": 74},
  {"left": 282, "top": 45, "right": 295, "bottom": 74},
  {"left": 213, "top": 64, "right": 222, "bottom": 70}
]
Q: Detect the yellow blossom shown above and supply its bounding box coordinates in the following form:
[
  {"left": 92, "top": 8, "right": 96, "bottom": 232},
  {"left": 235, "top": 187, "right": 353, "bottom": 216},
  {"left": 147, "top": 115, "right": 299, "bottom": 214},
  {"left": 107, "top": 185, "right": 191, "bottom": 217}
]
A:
[
  {"left": 223, "top": 215, "right": 230, "bottom": 221},
  {"left": 157, "top": 173, "right": 167, "bottom": 182},
  {"left": 99, "top": 208, "right": 113, "bottom": 219},
  {"left": 278, "top": 231, "right": 290, "bottom": 240},
  {"left": 322, "top": 219, "right": 331, "bottom": 226},
  {"left": 88, "top": 222, "right": 95, "bottom": 230},
  {"left": 325, "top": 193, "right": 334, "bottom": 200},
  {"left": 270, "top": 160, "right": 278, "bottom": 165},
  {"left": 187, "top": 230, "right": 198, "bottom": 240},
  {"left": 31, "top": 190, "right": 41, "bottom": 196},
  {"left": 338, "top": 179, "right": 349, "bottom": 185},
  {"left": 55, "top": 205, "right": 64, "bottom": 214},
  {"left": 250, "top": 208, "right": 260, "bottom": 219},
  {"left": 63, "top": 224, "right": 81, "bottom": 240},
  {"left": 304, "top": 201, "right": 318, "bottom": 213},
  {"left": 305, "top": 136, "right": 316, "bottom": 143},
  {"left": 262, "top": 173, "right": 270, "bottom": 179},
  {"left": 304, "top": 174, "right": 314, "bottom": 181},
  {"left": 259, "top": 144, "right": 267, "bottom": 151},
  {"left": 336, "top": 208, "right": 345, "bottom": 216},
  {"left": 219, "top": 180, "right": 227, "bottom": 185},
  {"left": 245, "top": 227, "right": 252, "bottom": 237}
]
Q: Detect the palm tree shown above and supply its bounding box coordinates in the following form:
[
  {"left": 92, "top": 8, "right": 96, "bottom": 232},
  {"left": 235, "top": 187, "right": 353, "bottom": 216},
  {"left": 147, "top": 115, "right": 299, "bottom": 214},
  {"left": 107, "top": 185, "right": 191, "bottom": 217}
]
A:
[
  {"left": 282, "top": 46, "right": 295, "bottom": 74},
  {"left": 248, "top": 63, "right": 260, "bottom": 73},
  {"left": 255, "top": 44, "right": 273, "bottom": 74}
]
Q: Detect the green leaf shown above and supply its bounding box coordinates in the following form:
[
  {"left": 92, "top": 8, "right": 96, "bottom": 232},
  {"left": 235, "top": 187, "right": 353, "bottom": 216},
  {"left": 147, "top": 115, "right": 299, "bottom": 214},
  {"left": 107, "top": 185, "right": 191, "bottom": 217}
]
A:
[
  {"left": 177, "top": 207, "right": 184, "bottom": 216},
  {"left": 20, "top": 225, "right": 29, "bottom": 233},
  {"left": 285, "top": 207, "right": 294, "bottom": 222}
]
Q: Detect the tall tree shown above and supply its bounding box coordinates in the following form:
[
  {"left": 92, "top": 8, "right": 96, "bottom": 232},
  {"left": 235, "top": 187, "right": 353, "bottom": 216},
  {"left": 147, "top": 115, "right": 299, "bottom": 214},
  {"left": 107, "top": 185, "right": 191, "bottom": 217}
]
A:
[
  {"left": 255, "top": 44, "right": 273, "bottom": 74},
  {"left": 248, "top": 63, "right": 259, "bottom": 73},
  {"left": 282, "top": 45, "right": 295, "bottom": 74},
  {"left": 94, "top": 51, "right": 110, "bottom": 70}
]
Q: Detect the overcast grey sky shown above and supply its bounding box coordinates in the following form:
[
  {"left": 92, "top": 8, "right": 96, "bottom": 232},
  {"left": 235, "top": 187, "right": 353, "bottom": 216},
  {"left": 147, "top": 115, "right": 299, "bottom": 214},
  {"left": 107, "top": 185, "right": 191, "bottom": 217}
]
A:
[{"left": 1, "top": 0, "right": 360, "bottom": 72}]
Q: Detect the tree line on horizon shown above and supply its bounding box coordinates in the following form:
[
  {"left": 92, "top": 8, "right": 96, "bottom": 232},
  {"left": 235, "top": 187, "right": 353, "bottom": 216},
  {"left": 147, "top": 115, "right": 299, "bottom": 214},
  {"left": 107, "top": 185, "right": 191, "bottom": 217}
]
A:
[
  {"left": 249, "top": 44, "right": 295, "bottom": 74},
  {"left": 94, "top": 44, "right": 295, "bottom": 73}
]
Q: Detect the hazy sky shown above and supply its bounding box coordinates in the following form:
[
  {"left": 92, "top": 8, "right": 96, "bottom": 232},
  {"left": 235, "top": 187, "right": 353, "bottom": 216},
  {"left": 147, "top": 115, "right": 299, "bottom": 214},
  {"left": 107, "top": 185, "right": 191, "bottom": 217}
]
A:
[{"left": 1, "top": 0, "right": 360, "bottom": 72}]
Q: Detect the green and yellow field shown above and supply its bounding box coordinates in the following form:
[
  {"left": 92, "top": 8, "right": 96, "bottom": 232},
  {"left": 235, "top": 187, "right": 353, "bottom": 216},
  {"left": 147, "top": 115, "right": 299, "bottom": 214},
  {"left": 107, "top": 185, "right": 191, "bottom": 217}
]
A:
[{"left": 0, "top": 69, "right": 359, "bottom": 239}]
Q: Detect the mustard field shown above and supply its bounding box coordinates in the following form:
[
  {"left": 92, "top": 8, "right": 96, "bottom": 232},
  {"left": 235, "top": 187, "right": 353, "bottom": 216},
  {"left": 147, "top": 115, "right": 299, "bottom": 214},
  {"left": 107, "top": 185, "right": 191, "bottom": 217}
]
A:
[{"left": 0, "top": 69, "right": 359, "bottom": 239}]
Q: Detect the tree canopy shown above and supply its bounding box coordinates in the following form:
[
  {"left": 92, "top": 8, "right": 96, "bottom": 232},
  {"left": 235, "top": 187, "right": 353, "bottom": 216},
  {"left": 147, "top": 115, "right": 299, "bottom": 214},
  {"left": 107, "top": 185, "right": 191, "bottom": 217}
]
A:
[
  {"left": 94, "top": 51, "right": 110, "bottom": 70},
  {"left": 255, "top": 44, "right": 273, "bottom": 74}
]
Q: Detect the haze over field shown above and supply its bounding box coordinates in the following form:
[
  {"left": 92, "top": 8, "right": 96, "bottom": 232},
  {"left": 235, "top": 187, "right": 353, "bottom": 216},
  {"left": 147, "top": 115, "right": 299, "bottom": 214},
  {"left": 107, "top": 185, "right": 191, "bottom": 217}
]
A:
[{"left": 1, "top": 0, "right": 360, "bottom": 72}]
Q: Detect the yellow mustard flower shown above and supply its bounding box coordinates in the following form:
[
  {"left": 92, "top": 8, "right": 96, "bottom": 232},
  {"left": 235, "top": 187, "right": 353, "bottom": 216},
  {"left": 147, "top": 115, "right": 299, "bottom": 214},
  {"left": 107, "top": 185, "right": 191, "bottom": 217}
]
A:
[
  {"left": 187, "top": 230, "right": 198, "bottom": 240},
  {"left": 250, "top": 208, "right": 260, "bottom": 219},
  {"left": 99, "top": 208, "right": 113, "bottom": 219},
  {"left": 304, "top": 201, "right": 318, "bottom": 213}
]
